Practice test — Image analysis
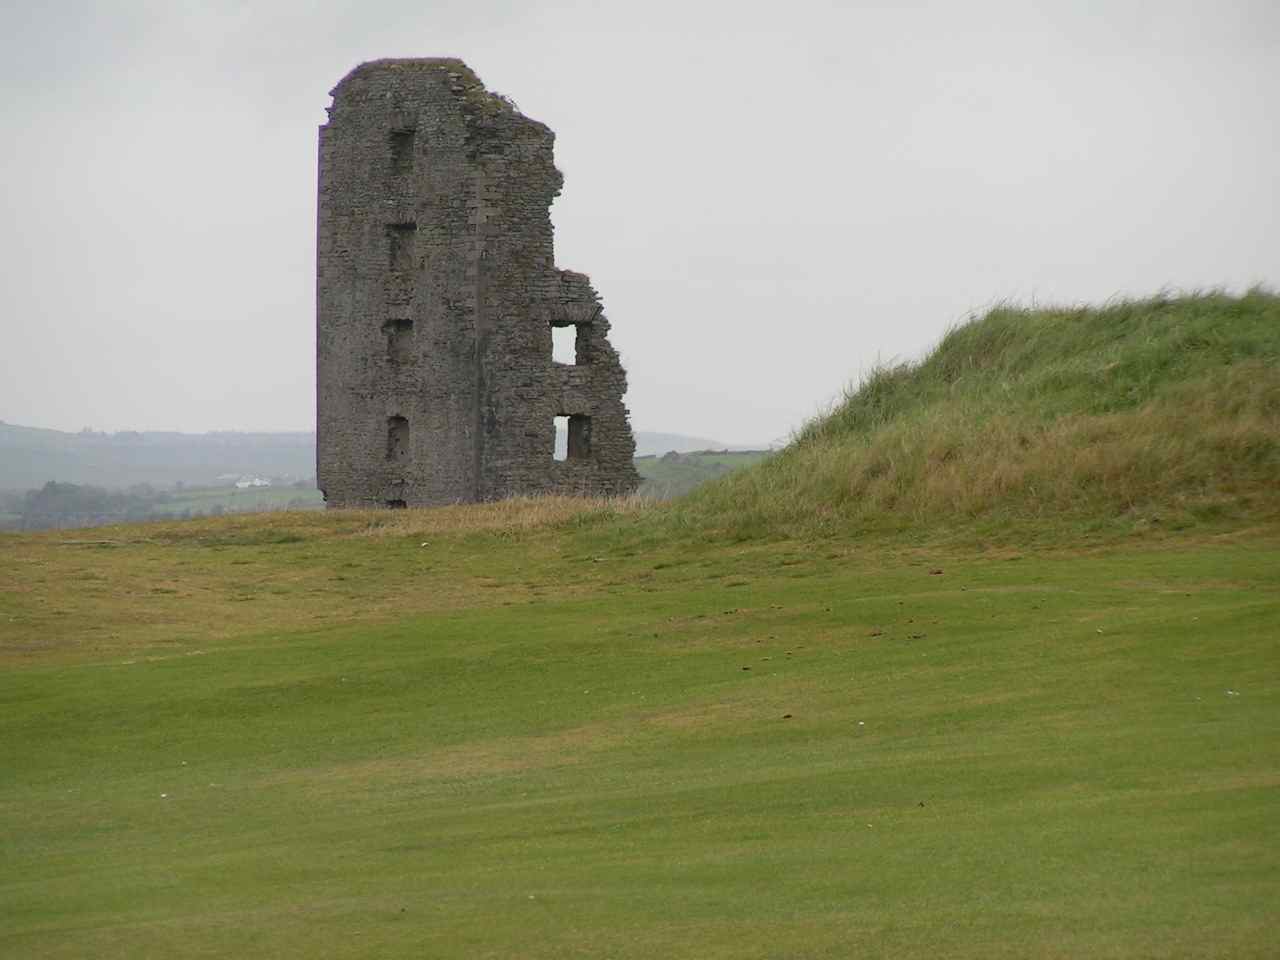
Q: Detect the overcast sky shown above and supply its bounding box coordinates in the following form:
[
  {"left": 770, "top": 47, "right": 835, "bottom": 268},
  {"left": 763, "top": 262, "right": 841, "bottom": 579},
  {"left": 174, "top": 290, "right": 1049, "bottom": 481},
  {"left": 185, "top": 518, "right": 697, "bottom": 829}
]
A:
[{"left": 1, "top": 1, "right": 1276, "bottom": 444}]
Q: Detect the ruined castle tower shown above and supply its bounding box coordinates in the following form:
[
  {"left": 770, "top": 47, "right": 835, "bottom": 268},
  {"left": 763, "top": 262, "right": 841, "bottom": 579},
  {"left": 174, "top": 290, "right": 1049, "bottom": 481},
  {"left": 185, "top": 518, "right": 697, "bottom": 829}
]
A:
[{"left": 316, "top": 59, "right": 639, "bottom": 508}]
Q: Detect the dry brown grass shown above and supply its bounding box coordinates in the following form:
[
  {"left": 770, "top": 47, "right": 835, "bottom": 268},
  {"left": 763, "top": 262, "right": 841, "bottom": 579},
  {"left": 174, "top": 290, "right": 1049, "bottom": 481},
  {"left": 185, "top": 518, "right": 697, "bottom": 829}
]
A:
[
  {"left": 0, "top": 494, "right": 673, "bottom": 668},
  {"left": 344, "top": 494, "right": 656, "bottom": 539},
  {"left": 255, "top": 720, "right": 631, "bottom": 790}
]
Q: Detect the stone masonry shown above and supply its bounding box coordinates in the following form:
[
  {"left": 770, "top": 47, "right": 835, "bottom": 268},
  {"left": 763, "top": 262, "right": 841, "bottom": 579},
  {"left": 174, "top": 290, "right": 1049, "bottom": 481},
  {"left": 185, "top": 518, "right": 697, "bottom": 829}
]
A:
[{"left": 317, "top": 59, "right": 639, "bottom": 507}]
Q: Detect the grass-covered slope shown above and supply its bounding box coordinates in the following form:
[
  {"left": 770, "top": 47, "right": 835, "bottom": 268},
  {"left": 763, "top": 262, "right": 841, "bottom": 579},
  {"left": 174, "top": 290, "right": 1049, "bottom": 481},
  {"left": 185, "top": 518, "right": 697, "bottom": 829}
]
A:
[{"left": 683, "top": 290, "right": 1279, "bottom": 538}]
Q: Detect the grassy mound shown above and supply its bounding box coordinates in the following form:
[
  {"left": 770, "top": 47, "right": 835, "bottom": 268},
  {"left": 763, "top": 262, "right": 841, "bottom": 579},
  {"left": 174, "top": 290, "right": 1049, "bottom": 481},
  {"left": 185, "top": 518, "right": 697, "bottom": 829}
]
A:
[{"left": 681, "top": 290, "right": 1279, "bottom": 538}]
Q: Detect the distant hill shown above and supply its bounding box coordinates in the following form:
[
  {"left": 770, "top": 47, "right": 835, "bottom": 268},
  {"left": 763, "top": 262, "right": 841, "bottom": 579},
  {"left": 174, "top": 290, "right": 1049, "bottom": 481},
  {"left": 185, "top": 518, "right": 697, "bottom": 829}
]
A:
[
  {"left": 632, "top": 432, "right": 748, "bottom": 456},
  {"left": 635, "top": 449, "right": 771, "bottom": 500},
  {"left": 0, "top": 424, "right": 315, "bottom": 491},
  {"left": 0, "top": 423, "right": 764, "bottom": 491}
]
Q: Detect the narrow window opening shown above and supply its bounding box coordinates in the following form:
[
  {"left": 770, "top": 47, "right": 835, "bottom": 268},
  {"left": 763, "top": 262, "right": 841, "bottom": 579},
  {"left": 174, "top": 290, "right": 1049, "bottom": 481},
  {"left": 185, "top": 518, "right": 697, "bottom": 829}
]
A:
[
  {"left": 554, "top": 416, "right": 568, "bottom": 461},
  {"left": 387, "top": 222, "right": 417, "bottom": 271},
  {"left": 387, "top": 415, "right": 410, "bottom": 463},
  {"left": 383, "top": 318, "right": 414, "bottom": 362},
  {"left": 554, "top": 414, "right": 592, "bottom": 461},
  {"left": 385, "top": 499, "right": 407, "bottom": 509},
  {"left": 389, "top": 129, "right": 415, "bottom": 174}
]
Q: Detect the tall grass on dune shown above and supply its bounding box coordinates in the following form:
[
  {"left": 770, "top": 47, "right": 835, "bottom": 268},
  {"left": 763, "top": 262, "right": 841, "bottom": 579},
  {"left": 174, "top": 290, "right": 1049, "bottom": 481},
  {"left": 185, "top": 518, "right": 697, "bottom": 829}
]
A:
[{"left": 678, "top": 289, "right": 1279, "bottom": 538}]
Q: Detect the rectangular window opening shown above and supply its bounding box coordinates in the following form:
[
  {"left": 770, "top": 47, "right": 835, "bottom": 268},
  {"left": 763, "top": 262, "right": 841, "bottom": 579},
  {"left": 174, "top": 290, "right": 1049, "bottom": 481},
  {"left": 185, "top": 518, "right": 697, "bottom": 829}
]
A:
[
  {"left": 551, "top": 324, "right": 576, "bottom": 365},
  {"left": 385, "top": 499, "right": 407, "bottom": 509},
  {"left": 387, "top": 222, "right": 417, "bottom": 271},
  {"left": 389, "top": 129, "right": 415, "bottom": 174},
  {"left": 554, "top": 414, "right": 592, "bottom": 462},
  {"left": 387, "top": 415, "right": 410, "bottom": 463},
  {"left": 551, "top": 322, "right": 592, "bottom": 365},
  {"left": 383, "top": 318, "right": 414, "bottom": 362}
]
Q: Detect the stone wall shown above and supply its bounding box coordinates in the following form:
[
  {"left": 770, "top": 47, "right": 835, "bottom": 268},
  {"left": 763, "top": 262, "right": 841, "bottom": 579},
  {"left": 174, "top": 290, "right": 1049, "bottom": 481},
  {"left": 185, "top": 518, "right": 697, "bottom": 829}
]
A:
[{"left": 317, "top": 59, "right": 639, "bottom": 507}]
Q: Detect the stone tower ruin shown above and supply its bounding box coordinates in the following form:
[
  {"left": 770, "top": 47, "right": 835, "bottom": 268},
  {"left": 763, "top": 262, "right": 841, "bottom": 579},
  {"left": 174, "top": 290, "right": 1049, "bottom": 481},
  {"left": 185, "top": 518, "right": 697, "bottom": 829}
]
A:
[{"left": 316, "top": 59, "right": 639, "bottom": 508}]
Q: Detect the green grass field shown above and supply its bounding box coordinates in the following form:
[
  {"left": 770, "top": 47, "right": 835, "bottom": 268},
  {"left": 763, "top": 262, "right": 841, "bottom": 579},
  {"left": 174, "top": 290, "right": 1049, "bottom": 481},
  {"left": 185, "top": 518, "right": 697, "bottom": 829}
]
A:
[
  {"left": 154, "top": 484, "right": 324, "bottom": 516},
  {"left": 635, "top": 449, "right": 772, "bottom": 499},
  {"left": 2, "top": 292, "right": 1277, "bottom": 957}
]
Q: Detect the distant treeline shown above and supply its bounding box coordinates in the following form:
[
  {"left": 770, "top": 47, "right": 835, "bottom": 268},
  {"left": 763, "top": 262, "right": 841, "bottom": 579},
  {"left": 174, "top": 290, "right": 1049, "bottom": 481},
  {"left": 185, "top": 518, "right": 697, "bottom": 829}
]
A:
[
  {"left": 0, "top": 450, "right": 774, "bottom": 531},
  {"left": 0, "top": 421, "right": 755, "bottom": 492},
  {"left": 0, "top": 423, "right": 316, "bottom": 490},
  {"left": 634, "top": 450, "right": 771, "bottom": 500},
  {"left": 0, "top": 481, "right": 320, "bottom": 532}
]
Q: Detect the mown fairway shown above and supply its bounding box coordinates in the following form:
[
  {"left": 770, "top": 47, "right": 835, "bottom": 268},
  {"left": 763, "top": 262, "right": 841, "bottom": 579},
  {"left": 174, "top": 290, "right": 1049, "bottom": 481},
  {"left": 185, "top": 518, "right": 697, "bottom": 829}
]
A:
[{"left": 2, "top": 510, "right": 1277, "bottom": 958}]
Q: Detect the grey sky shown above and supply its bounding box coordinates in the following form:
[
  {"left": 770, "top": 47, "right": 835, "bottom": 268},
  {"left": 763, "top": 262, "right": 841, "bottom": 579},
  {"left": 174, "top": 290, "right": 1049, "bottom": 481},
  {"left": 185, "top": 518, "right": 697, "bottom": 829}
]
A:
[{"left": 1, "top": 1, "right": 1276, "bottom": 444}]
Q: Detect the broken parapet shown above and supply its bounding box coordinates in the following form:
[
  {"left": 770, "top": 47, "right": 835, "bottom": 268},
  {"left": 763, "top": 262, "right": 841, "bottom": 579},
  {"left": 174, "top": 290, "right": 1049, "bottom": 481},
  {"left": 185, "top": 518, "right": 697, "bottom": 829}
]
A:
[{"left": 316, "top": 59, "right": 639, "bottom": 507}]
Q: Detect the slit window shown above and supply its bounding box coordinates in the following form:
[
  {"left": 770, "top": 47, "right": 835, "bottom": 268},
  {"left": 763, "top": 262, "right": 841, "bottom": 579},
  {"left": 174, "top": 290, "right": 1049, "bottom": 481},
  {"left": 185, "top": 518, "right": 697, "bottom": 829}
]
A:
[
  {"left": 389, "top": 129, "right": 415, "bottom": 174},
  {"left": 387, "top": 415, "right": 409, "bottom": 462},
  {"left": 383, "top": 318, "right": 413, "bottom": 362},
  {"left": 387, "top": 223, "right": 416, "bottom": 271}
]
